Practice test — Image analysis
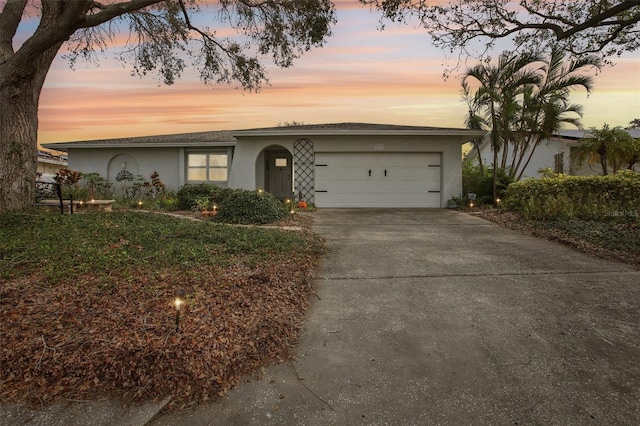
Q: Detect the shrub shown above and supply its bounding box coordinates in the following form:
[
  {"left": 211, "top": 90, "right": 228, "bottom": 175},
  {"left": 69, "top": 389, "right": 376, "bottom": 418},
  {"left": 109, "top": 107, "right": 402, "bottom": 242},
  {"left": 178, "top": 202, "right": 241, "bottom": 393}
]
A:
[
  {"left": 81, "top": 172, "right": 113, "bottom": 200},
  {"left": 214, "top": 189, "right": 288, "bottom": 224},
  {"left": 504, "top": 170, "right": 640, "bottom": 221},
  {"left": 157, "top": 195, "right": 179, "bottom": 211},
  {"left": 176, "top": 183, "right": 231, "bottom": 210},
  {"left": 462, "top": 160, "right": 514, "bottom": 205},
  {"left": 54, "top": 169, "right": 87, "bottom": 200}
]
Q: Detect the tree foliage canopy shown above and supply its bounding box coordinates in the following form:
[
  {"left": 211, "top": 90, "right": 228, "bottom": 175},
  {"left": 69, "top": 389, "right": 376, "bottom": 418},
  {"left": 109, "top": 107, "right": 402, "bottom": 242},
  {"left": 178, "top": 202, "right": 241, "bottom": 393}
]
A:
[
  {"left": 574, "top": 124, "right": 639, "bottom": 174},
  {"left": 360, "top": 1, "right": 640, "bottom": 64},
  {"left": 462, "top": 47, "right": 600, "bottom": 198},
  {"left": 0, "top": 0, "right": 336, "bottom": 212},
  {"left": 0, "top": 0, "right": 337, "bottom": 90}
]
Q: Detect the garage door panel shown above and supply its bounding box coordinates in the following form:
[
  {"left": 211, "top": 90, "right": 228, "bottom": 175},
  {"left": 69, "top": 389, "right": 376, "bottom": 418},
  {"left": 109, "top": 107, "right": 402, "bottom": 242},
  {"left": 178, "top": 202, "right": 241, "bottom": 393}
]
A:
[{"left": 314, "top": 153, "right": 441, "bottom": 208}]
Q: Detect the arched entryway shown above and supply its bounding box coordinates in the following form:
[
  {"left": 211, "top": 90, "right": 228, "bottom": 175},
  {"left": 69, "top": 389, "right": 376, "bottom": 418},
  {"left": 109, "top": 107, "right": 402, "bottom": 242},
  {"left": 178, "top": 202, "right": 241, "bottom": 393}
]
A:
[{"left": 257, "top": 146, "right": 293, "bottom": 200}]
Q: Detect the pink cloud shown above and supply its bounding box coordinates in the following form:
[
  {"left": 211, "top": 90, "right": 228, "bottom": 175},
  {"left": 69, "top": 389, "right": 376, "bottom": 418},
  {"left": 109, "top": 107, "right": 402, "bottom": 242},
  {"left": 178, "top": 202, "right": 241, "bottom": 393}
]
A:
[{"left": 34, "top": 1, "right": 640, "bottom": 145}]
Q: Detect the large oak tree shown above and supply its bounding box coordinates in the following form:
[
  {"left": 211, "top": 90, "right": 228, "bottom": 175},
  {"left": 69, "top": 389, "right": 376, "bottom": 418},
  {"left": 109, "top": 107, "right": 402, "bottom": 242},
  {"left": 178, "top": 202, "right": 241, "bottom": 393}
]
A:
[
  {"left": 360, "top": 1, "right": 640, "bottom": 63},
  {"left": 0, "top": 0, "right": 336, "bottom": 212}
]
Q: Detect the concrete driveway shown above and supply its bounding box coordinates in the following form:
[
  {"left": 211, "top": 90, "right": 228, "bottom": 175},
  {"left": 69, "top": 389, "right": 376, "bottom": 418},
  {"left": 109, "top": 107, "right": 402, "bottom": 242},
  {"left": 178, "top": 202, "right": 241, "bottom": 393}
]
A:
[{"left": 153, "top": 209, "right": 640, "bottom": 425}]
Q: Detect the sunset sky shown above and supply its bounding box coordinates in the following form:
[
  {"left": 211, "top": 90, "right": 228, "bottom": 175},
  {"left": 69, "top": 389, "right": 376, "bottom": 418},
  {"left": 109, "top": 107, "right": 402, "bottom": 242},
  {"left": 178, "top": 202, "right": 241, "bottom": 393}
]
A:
[{"left": 30, "top": 1, "right": 640, "bottom": 145}]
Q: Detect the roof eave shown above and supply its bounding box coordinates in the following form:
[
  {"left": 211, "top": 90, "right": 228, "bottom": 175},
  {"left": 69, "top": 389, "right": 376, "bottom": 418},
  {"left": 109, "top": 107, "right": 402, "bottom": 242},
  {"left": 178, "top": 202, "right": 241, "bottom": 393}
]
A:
[
  {"left": 232, "top": 129, "right": 487, "bottom": 138},
  {"left": 42, "top": 141, "right": 236, "bottom": 150}
]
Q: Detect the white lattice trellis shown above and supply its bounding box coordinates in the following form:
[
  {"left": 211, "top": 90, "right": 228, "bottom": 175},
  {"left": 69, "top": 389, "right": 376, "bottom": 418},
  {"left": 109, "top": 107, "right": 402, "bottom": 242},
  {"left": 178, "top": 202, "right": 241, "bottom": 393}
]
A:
[{"left": 293, "top": 139, "right": 314, "bottom": 203}]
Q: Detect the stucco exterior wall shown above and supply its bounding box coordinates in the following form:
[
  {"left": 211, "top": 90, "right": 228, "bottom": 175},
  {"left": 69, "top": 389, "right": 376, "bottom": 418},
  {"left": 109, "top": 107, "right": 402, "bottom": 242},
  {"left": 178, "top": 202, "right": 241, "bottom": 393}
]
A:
[
  {"left": 68, "top": 148, "right": 182, "bottom": 190},
  {"left": 229, "top": 134, "right": 466, "bottom": 207},
  {"left": 475, "top": 139, "right": 574, "bottom": 179},
  {"left": 228, "top": 140, "right": 294, "bottom": 191},
  {"left": 38, "top": 160, "right": 67, "bottom": 176}
]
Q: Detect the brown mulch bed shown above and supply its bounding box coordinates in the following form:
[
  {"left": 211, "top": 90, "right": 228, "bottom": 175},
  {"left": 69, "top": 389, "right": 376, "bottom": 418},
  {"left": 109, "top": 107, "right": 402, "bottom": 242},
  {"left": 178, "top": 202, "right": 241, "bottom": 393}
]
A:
[
  {"left": 1, "top": 216, "right": 323, "bottom": 410},
  {"left": 473, "top": 209, "right": 640, "bottom": 270}
]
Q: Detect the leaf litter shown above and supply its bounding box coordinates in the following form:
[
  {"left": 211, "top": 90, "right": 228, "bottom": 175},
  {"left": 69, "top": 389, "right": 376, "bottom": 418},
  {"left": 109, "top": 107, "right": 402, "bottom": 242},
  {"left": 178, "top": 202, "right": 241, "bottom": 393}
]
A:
[{"left": 0, "top": 215, "right": 325, "bottom": 411}]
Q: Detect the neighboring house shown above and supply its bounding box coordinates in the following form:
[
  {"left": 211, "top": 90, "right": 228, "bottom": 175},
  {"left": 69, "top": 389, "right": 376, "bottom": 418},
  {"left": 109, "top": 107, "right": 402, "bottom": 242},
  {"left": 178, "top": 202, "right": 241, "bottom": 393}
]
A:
[
  {"left": 43, "top": 122, "right": 485, "bottom": 208},
  {"left": 37, "top": 149, "right": 68, "bottom": 180},
  {"left": 467, "top": 129, "right": 640, "bottom": 179}
]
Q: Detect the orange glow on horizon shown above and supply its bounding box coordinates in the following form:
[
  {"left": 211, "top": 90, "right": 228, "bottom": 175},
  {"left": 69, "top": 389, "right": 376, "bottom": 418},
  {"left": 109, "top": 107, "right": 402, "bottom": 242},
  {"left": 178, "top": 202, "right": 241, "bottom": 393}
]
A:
[{"left": 32, "top": 3, "right": 639, "bottom": 146}]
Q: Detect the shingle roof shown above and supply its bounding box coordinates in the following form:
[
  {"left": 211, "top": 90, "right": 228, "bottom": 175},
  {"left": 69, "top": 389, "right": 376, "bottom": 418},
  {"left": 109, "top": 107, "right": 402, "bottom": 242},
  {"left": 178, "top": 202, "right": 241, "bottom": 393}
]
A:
[
  {"left": 42, "top": 130, "right": 236, "bottom": 150},
  {"left": 236, "top": 122, "right": 464, "bottom": 132},
  {"left": 556, "top": 129, "right": 640, "bottom": 139},
  {"left": 232, "top": 122, "right": 485, "bottom": 137},
  {"left": 42, "top": 123, "right": 486, "bottom": 151}
]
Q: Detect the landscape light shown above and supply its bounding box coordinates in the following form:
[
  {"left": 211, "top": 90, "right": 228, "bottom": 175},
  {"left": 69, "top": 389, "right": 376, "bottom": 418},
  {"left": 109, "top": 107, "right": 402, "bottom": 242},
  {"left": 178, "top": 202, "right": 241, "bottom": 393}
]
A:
[
  {"left": 469, "top": 202, "right": 475, "bottom": 208},
  {"left": 138, "top": 200, "right": 143, "bottom": 207},
  {"left": 174, "top": 297, "right": 183, "bottom": 311},
  {"left": 174, "top": 289, "right": 185, "bottom": 332},
  {"left": 496, "top": 198, "right": 501, "bottom": 204},
  {"left": 257, "top": 188, "right": 264, "bottom": 194}
]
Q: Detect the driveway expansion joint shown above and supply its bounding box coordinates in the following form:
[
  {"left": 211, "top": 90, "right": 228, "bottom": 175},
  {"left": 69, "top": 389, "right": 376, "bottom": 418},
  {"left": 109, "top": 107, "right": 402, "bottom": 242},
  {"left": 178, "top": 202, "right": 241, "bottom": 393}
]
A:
[
  {"left": 286, "top": 362, "right": 335, "bottom": 413},
  {"left": 320, "top": 270, "right": 637, "bottom": 281}
]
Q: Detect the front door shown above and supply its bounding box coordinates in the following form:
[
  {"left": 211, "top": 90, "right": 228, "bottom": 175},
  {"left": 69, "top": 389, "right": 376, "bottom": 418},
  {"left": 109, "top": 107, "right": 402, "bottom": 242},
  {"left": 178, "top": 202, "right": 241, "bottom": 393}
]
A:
[{"left": 266, "top": 151, "right": 293, "bottom": 200}]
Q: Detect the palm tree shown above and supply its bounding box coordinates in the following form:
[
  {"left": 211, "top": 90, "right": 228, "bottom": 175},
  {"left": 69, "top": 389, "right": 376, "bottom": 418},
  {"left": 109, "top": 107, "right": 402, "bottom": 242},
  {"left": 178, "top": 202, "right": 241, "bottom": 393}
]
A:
[
  {"left": 574, "top": 124, "right": 635, "bottom": 175},
  {"left": 627, "top": 119, "right": 640, "bottom": 130},
  {"left": 462, "top": 46, "right": 601, "bottom": 192},
  {"left": 513, "top": 47, "right": 601, "bottom": 180},
  {"left": 621, "top": 138, "right": 640, "bottom": 170},
  {"left": 462, "top": 79, "right": 488, "bottom": 174},
  {"left": 625, "top": 139, "right": 640, "bottom": 170},
  {"left": 463, "top": 51, "right": 542, "bottom": 201}
]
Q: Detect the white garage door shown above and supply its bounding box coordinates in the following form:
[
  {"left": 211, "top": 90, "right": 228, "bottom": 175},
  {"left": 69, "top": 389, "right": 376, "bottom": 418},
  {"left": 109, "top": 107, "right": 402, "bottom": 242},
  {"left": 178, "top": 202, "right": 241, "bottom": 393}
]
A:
[{"left": 314, "top": 153, "right": 441, "bottom": 208}]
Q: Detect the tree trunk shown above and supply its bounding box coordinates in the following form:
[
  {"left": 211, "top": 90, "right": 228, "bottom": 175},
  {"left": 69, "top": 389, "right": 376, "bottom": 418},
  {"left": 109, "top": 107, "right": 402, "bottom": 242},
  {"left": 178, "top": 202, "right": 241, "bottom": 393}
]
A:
[
  {"left": 600, "top": 155, "right": 608, "bottom": 175},
  {"left": 500, "top": 136, "right": 509, "bottom": 172},
  {"left": 515, "top": 135, "right": 541, "bottom": 181},
  {"left": 474, "top": 139, "right": 484, "bottom": 174},
  {"left": 492, "top": 144, "right": 498, "bottom": 201},
  {"left": 0, "top": 44, "right": 62, "bottom": 212}
]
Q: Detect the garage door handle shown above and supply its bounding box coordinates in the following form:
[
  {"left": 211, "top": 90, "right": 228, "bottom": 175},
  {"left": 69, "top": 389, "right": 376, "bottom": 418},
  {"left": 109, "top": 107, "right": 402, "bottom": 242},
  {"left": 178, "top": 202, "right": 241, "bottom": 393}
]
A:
[
  {"left": 384, "top": 169, "right": 387, "bottom": 177},
  {"left": 368, "top": 169, "right": 371, "bottom": 176}
]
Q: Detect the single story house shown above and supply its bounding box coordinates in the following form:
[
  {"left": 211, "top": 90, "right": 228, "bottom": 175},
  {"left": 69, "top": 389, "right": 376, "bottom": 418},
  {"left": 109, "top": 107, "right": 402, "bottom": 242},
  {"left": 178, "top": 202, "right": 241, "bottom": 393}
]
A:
[
  {"left": 37, "top": 149, "right": 68, "bottom": 179},
  {"left": 43, "top": 122, "right": 485, "bottom": 208},
  {"left": 467, "top": 129, "right": 640, "bottom": 179}
]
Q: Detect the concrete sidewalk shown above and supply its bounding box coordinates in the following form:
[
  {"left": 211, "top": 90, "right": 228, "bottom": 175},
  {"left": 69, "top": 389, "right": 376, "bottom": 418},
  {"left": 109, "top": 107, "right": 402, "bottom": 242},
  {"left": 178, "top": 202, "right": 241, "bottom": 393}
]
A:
[
  {"left": 3, "top": 209, "right": 639, "bottom": 425},
  {"left": 150, "top": 209, "right": 640, "bottom": 425}
]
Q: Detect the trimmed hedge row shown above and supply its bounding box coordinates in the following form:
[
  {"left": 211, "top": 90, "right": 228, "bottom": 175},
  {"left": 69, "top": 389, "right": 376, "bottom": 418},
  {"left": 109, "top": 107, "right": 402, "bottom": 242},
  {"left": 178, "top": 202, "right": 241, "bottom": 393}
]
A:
[
  {"left": 176, "top": 183, "right": 232, "bottom": 210},
  {"left": 214, "top": 189, "right": 288, "bottom": 225},
  {"left": 177, "top": 183, "right": 288, "bottom": 224},
  {"left": 504, "top": 170, "right": 640, "bottom": 221}
]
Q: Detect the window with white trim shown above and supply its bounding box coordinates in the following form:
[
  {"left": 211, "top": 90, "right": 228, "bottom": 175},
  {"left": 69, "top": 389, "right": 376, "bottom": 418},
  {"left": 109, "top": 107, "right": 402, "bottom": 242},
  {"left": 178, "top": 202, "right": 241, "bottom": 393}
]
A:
[{"left": 187, "top": 152, "right": 228, "bottom": 182}]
